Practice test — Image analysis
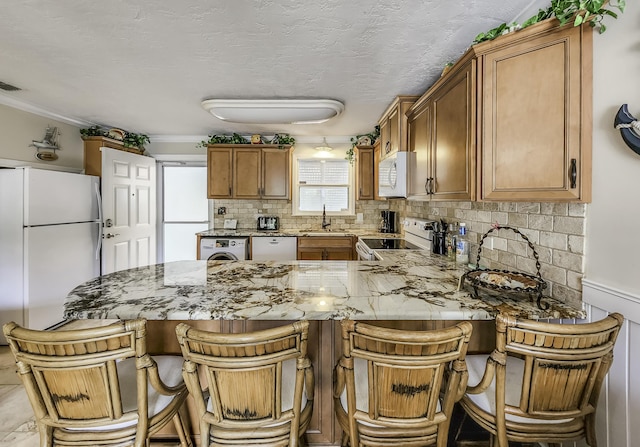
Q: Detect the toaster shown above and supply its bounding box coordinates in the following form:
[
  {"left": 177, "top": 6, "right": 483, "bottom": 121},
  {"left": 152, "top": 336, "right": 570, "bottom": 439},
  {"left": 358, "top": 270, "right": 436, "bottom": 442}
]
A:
[{"left": 257, "top": 216, "right": 279, "bottom": 231}]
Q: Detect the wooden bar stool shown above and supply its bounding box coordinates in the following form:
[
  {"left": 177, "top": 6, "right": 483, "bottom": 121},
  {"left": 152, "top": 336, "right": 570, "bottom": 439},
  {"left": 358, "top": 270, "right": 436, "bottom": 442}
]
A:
[
  {"left": 333, "top": 320, "right": 473, "bottom": 447},
  {"left": 175, "top": 320, "right": 314, "bottom": 447},
  {"left": 460, "top": 312, "right": 624, "bottom": 447},
  {"left": 2, "top": 318, "right": 192, "bottom": 447}
]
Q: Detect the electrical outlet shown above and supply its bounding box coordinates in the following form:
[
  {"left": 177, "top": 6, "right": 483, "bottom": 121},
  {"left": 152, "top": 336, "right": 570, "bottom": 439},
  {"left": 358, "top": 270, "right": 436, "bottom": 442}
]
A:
[
  {"left": 217, "top": 207, "right": 226, "bottom": 215},
  {"left": 356, "top": 213, "right": 363, "bottom": 223}
]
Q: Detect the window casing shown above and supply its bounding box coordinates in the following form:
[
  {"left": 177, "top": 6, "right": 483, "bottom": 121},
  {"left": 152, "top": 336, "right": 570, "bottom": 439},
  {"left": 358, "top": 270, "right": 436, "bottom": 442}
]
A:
[{"left": 293, "top": 156, "right": 354, "bottom": 216}]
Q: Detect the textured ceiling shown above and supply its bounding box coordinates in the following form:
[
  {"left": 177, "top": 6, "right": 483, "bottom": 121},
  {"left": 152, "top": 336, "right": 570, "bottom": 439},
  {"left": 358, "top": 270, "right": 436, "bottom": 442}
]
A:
[{"left": 0, "top": 0, "right": 549, "bottom": 140}]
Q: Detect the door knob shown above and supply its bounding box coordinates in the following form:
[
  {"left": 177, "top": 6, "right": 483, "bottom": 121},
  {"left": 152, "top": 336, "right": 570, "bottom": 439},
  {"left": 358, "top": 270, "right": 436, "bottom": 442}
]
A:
[{"left": 105, "top": 233, "right": 120, "bottom": 239}]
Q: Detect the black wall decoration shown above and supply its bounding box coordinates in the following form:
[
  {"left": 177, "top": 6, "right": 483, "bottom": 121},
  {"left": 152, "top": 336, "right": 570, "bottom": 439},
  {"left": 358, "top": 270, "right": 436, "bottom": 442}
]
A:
[{"left": 614, "top": 104, "right": 640, "bottom": 156}]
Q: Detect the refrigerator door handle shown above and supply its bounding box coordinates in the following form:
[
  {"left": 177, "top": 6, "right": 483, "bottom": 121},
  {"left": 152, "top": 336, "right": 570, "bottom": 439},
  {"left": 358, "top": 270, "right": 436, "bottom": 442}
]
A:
[{"left": 94, "top": 182, "right": 103, "bottom": 261}]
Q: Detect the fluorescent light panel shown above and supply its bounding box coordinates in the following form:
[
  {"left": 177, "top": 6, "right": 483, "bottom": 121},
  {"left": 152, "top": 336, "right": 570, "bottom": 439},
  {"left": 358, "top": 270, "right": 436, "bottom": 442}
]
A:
[{"left": 201, "top": 99, "right": 344, "bottom": 124}]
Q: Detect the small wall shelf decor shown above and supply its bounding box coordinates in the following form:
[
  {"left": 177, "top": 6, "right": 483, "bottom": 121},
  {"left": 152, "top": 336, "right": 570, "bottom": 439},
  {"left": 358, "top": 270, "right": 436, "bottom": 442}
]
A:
[
  {"left": 30, "top": 126, "right": 60, "bottom": 161},
  {"left": 614, "top": 104, "right": 640, "bottom": 156}
]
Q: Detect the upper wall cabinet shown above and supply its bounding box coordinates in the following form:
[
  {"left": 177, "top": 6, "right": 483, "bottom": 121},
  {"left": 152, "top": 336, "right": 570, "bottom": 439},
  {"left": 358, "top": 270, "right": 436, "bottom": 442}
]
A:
[
  {"left": 207, "top": 145, "right": 292, "bottom": 199},
  {"left": 378, "top": 96, "right": 420, "bottom": 160},
  {"left": 408, "top": 58, "right": 476, "bottom": 201},
  {"left": 354, "top": 144, "right": 378, "bottom": 200},
  {"left": 475, "top": 20, "right": 592, "bottom": 202},
  {"left": 83, "top": 136, "right": 145, "bottom": 177},
  {"left": 407, "top": 19, "right": 592, "bottom": 202}
]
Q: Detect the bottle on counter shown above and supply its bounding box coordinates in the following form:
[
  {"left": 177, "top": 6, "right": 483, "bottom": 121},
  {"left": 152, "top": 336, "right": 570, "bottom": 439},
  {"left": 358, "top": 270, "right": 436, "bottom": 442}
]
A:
[
  {"left": 456, "top": 222, "right": 469, "bottom": 264},
  {"left": 446, "top": 223, "right": 457, "bottom": 261}
]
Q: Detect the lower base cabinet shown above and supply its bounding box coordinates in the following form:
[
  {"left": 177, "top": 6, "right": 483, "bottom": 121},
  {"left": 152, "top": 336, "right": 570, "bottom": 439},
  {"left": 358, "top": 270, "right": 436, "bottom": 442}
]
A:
[
  {"left": 297, "top": 236, "right": 355, "bottom": 260},
  {"left": 146, "top": 319, "right": 494, "bottom": 446}
]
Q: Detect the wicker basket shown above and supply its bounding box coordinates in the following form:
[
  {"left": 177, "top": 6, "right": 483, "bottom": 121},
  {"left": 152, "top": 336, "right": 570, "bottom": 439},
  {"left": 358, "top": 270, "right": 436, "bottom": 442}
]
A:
[{"left": 462, "top": 225, "right": 548, "bottom": 309}]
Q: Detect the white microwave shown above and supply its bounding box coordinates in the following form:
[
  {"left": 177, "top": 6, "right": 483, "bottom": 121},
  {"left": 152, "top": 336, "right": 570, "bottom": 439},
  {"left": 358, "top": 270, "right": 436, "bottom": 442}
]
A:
[{"left": 378, "top": 151, "right": 415, "bottom": 198}]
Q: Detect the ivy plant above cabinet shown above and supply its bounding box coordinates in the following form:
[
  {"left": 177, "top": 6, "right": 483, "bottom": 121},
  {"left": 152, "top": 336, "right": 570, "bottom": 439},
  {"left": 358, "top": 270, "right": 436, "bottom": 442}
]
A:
[
  {"left": 207, "top": 144, "right": 292, "bottom": 200},
  {"left": 378, "top": 95, "right": 419, "bottom": 160}
]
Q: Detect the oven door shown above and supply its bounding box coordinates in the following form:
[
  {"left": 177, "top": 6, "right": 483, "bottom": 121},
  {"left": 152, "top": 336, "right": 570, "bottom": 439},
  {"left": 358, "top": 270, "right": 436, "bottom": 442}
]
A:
[{"left": 355, "top": 239, "right": 375, "bottom": 261}]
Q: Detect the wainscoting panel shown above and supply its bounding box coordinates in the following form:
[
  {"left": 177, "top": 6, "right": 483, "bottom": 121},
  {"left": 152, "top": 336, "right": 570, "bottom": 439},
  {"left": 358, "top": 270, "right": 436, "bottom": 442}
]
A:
[{"left": 583, "top": 279, "right": 640, "bottom": 447}]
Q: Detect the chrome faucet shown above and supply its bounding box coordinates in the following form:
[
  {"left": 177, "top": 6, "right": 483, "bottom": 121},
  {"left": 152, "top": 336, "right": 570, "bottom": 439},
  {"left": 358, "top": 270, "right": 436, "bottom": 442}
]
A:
[{"left": 322, "top": 205, "right": 331, "bottom": 230}]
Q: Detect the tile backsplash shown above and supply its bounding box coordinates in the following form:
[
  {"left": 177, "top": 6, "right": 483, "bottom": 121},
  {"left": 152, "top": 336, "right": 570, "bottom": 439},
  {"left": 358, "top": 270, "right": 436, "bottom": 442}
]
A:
[
  {"left": 212, "top": 199, "right": 393, "bottom": 232},
  {"left": 390, "top": 199, "right": 586, "bottom": 308},
  {"left": 212, "top": 198, "right": 585, "bottom": 308}
]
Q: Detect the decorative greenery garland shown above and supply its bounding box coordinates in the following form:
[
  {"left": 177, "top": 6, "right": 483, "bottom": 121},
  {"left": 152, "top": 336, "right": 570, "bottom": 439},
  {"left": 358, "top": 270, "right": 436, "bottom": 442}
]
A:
[
  {"left": 346, "top": 125, "right": 380, "bottom": 164},
  {"left": 473, "top": 0, "right": 625, "bottom": 44},
  {"left": 79, "top": 126, "right": 150, "bottom": 149},
  {"left": 197, "top": 133, "right": 295, "bottom": 149}
]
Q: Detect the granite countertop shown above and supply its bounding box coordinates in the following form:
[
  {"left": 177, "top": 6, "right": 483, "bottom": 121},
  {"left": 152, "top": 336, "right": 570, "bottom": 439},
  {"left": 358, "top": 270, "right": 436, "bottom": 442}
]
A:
[
  {"left": 196, "top": 228, "right": 400, "bottom": 238},
  {"left": 64, "top": 251, "right": 584, "bottom": 322}
]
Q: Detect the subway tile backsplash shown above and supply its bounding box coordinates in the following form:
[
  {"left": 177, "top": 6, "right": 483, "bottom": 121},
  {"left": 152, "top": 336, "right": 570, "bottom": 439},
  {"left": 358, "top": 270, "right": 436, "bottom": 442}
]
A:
[{"left": 212, "top": 198, "right": 585, "bottom": 308}]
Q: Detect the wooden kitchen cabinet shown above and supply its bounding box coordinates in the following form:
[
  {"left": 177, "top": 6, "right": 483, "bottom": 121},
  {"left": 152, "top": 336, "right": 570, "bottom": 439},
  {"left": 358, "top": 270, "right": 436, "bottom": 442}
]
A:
[
  {"left": 354, "top": 145, "right": 376, "bottom": 200},
  {"left": 378, "top": 95, "right": 419, "bottom": 160},
  {"left": 408, "top": 19, "right": 592, "bottom": 203},
  {"left": 475, "top": 20, "right": 592, "bottom": 202},
  {"left": 207, "top": 147, "right": 233, "bottom": 198},
  {"left": 297, "top": 236, "right": 355, "bottom": 260},
  {"left": 207, "top": 144, "right": 292, "bottom": 199},
  {"left": 407, "top": 58, "right": 475, "bottom": 201},
  {"left": 82, "top": 136, "right": 144, "bottom": 177}
]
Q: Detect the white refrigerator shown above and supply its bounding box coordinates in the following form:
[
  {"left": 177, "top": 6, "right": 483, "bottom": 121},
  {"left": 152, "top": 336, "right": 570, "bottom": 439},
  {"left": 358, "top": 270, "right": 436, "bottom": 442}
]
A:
[{"left": 0, "top": 168, "right": 101, "bottom": 332}]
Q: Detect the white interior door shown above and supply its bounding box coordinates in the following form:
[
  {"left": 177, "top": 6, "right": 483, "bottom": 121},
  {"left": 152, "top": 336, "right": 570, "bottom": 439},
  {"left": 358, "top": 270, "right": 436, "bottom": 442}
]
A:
[{"left": 101, "top": 148, "right": 156, "bottom": 274}]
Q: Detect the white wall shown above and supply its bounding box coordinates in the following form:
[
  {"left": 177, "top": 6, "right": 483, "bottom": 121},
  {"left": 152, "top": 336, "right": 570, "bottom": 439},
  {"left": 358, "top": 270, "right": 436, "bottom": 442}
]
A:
[
  {"left": 583, "top": 4, "right": 640, "bottom": 446},
  {"left": 0, "top": 103, "right": 84, "bottom": 170},
  {"left": 587, "top": 4, "right": 640, "bottom": 296}
]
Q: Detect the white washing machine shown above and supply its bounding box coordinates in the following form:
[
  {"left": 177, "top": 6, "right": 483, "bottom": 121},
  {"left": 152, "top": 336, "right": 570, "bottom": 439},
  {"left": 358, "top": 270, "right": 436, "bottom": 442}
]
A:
[{"left": 199, "top": 237, "right": 249, "bottom": 260}]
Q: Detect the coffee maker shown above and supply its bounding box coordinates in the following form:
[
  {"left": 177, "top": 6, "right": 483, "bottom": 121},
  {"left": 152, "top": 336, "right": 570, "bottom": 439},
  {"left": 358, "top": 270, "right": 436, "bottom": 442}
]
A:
[{"left": 380, "top": 210, "right": 397, "bottom": 233}]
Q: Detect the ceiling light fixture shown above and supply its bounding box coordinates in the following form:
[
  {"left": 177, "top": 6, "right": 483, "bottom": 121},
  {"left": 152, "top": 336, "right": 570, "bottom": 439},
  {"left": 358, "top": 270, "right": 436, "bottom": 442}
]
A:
[
  {"left": 201, "top": 99, "right": 344, "bottom": 124},
  {"left": 314, "top": 137, "right": 333, "bottom": 152}
]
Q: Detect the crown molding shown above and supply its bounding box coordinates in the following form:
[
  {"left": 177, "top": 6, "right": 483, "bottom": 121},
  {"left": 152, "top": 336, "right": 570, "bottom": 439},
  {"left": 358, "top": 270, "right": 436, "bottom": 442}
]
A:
[{"left": 0, "top": 92, "right": 95, "bottom": 128}]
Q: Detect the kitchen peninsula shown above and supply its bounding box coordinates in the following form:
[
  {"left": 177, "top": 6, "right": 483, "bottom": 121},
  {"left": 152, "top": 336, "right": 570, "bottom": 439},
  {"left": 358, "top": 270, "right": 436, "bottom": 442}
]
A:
[
  {"left": 64, "top": 252, "right": 583, "bottom": 445},
  {"left": 64, "top": 253, "right": 582, "bottom": 322}
]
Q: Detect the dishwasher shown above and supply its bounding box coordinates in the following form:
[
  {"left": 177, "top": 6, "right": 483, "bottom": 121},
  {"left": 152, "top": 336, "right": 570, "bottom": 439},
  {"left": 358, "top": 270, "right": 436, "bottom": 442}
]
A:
[{"left": 251, "top": 236, "right": 297, "bottom": 261}]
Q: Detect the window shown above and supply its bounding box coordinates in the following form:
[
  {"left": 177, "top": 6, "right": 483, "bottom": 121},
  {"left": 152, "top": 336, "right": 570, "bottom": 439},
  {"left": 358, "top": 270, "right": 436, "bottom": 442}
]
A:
[
  {"left": 293, "top": 157, "right": 354, "bottom": 215},
  {"left": 160, "top": 165, "right": 210, "bottom": 262}
]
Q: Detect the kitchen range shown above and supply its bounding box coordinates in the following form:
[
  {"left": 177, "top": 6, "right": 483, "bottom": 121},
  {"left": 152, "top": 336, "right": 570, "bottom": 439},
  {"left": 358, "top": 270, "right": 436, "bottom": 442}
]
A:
[{"left": 356, "top": 216, "right": 434, "bottom": 260}]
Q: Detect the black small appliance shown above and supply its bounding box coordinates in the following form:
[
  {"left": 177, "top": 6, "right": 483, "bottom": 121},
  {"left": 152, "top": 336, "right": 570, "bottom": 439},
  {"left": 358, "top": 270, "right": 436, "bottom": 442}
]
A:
[
  {"left": 380, "top": 210, "right": 397, "bottom": 233},
  {"left": 257, "top": 216, "right": 279, "bottom": 231}
]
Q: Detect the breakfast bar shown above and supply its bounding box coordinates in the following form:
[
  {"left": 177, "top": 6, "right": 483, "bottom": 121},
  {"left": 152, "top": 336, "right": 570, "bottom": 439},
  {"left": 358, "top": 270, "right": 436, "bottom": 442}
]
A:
[
  {"left": 64, "top": 254, "right": 583, "bottom": 322},
  {"left": 63, "top": 254, "right": 584, "bottom": 445}
]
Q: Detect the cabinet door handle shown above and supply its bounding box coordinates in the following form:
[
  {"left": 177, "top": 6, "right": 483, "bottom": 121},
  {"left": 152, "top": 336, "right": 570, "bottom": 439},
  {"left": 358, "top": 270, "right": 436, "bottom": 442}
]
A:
[
  {"left": 431, "top": 177, "right": 436, "bottom": 194},
  {"left": 427, "top": 177, "right": 434, "bottom": 194},
  {"left": 570, "top": 159, "right": 577, "bottom": 189},
  {"left": 228, "top": 186, "right": 232, "bottom": 196},
  {"left": 424, "top": 178, "right": 429, "bottom": 193},
  {"left": 385, "top": 141, "right": 390, "bottom": 154}
]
